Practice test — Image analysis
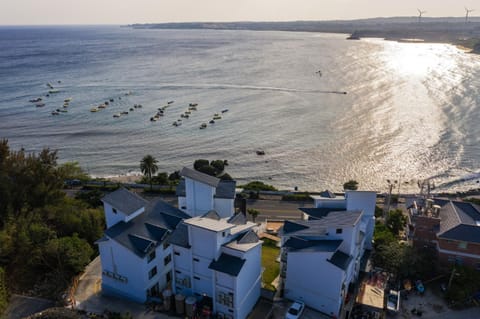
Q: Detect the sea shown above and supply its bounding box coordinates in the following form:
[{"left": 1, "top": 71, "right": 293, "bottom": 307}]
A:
[{"left": 1, "top": 25, "right": 479, "bottom": 193}]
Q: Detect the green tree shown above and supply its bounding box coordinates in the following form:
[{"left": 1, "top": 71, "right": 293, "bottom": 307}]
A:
[
  {"left": 241, "top": 181, "right": 277, "bottom": 191},
  {"left": 343, "top": 180, "right": 359, "bottom": 190},
  {"left": 0, "top": 267, "right": 7, "bottom": 315},
  {"left": 193, "top": 159, "right": 209, "bottom": 171},
  {"left": 386, "top": 209, "right": 406, "bottom": 235},
  {"left": 247, "top": 208, "right": 260, "bottom": 223},
  {"left": 140, "top": 155, "right": 158, "bottom": 191},
  {"left": 57, "top": 161, "right": 89, "bottom": 181}
]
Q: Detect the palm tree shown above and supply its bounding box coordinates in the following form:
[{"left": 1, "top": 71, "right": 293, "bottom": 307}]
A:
[
  {"left": 140, "top": 155, "right": 158, "bottom": 191},
  {"left": 247, "top": 208, "right": 260, "bottom": 223}
]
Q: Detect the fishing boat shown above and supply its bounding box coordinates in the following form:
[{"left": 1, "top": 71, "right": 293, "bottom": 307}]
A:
[
  {"left": 51, "top": 111, "right": 59, "bottom": 115},
  {"left": 47, "top": 83, "right": 54, "bottom": 89},
  {"left": 189, "top": 103, "right": 198, "bottom": 107},
  {"left": 64, "top": 97, "right": 72, "bottom": 102},
  {"left": 49, "top": 89, "right": 60, "bottom": 94},
  {"left": 57, "top": 108, "right": 67, "bottom": 113},
  {"left": 150, "top": 117, "right": 157, "bottom": 121},
  {"left": 209, "top": 120, "right": 215, "bottom": 124},
  {"left": 213, "top": 115, "right": 222, "bottom": 120},
  {"left": 90, "top": 107, "right": 98, "bottom": 112},
  {"left": 121, "top": 111, "right": 128, "bottom": 115},
  {"left": 109, "top": 98, "right": 114, "bottom": 102},
  {"left": 63, "top": 103, "right": 69, "bottom": 108},
  {"left": 113, "top": 113, "right": 121, "bottom": 118},
  {"left": 256, "top": 150, "right": 265, "bottom": 156},
  {"left": 167, "top": 100, "right": 174, "bottom": 104},
  {"left": 129, "top": 108, "right": 134, "bottom": 111},
  {"left": 98, "top": 104, "right": 106, "bottom": 109},
  {"left": 35, "top": 103, "right": 45, "bottom": 107},
  {"left": 29, "top": 97, "right": 42, "bottom": 103},
  {"left": 221, "top": 109, "right": 229, "bottom": 113},
  {"left": 200, "top": 123, "right": 207, "bottom": 129}
]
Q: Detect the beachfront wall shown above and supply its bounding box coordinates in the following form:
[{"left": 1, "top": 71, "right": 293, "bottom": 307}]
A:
[
  {"left": 98, "top": 238, "right": 172, "bottom": 303},
  {"left": 185, "top": 178, "right": 215, "bottom": 217},
  {"left": 346, "top": 191, "right": 376, "bottom": 250},
  {"left": 285, "top": 250, "right": 344, "bottom": 317}
]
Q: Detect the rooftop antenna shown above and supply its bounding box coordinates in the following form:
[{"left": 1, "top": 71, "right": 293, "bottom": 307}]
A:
[
  {"left": 417, "top": 9, "right": 426, "bottom": 23},
  {"left": 465, "top": 7, "right": 474, "bottom": 23}
]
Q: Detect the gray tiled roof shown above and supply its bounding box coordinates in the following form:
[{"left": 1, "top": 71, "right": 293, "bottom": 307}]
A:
[
  {"left": 228, "top": 213, "right": 247, "bottom": 225},
  {"left": 328, "top": 250, "right": 353, "bottom": 271},
  {"left": 283, "top": 237, "right": 342, "bottom": 252},
  {"left": 215, "top": 180, "right": 237, "bottom": 199},
  {"left": 320, "top": 190, "right": 336, "bottom": 198},
  {"left": 209, "top": 253, "right": 246, "bottom": 277},
  {"left": 102, "top": 188, "right": 148, "bottom": 215},
  {"left": 203, "top": 210, "right": 221, "bottom": 220},
  {"left": 299, "top": 207, "right": 344, "bottom": 220},
  {"left": 180, "top": 167, "right": 220, "bottom": 188},
  {"left": 283, "top": 210, "right": 362, "bottom": 238},
  {"left": 168, "top": 222, "right": 190, "bottom": 248},
  {"left": 438, "top": 201, "right": 480, "bottom": 242},
  {"left": 103, "top": 197, "right": 190, "bottom": 258},
  {"left": 237, "top": 230, "right": 259, "bottom": 244}
]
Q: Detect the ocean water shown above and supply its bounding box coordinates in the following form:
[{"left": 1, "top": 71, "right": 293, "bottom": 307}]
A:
[{"left": 1, "top": 26, "right": 479, "bottom": 193}]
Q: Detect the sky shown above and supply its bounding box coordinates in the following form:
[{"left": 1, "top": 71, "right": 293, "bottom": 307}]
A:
[{"left": 0, "top": 0, "right": 478, "bottom": 25}]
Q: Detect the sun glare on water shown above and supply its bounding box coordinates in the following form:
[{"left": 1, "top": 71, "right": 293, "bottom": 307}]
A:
[{"left": 384, "top": 42, "right": 457, "bottom": 77}]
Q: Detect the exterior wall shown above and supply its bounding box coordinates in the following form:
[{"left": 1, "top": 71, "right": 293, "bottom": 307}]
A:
[
  {"left": 412, "top": 216, "right": 440, "bottom": 249},
  {"left": 191, "top": 227, "right": 218, "bottom": 259},
  {"left": 185, "top": 178, "right": 215, "bottom": 216},
  {"left": 345, "top": 191, "right": 377, "bottom": 249},
  {"left": 178, "top": 196, "right": 187, "bottom": 212},
  {"left": 98, "top": 238, "right": 172, "bottom": 303},
  {"left": 285, "top": 251, "right": 344, "bottom": 317},
  {"left": 314, "top": 198, "right": 346, "bottom": 209},
  {"left": 438, "top": 239, "right": 480, "bottom": 268},
  {"left": 103, "top": 202, "right": 128, "bottom": 229},
  {"left": 233, "top": 246, "right": 262, "bottom": 319},
  {"left": 214, "top": 198, "right": 234, "bottom": 218},
  {"left": 172, "top": 245, "right": 193, "bottom": 295}
]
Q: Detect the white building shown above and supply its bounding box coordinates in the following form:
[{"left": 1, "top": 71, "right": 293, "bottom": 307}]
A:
[
  {"left": 97, "top": 168, "right": 261, "bottom": 319},
  {"left": 281, "top": 190, "right": 376, "bottom": 317}
]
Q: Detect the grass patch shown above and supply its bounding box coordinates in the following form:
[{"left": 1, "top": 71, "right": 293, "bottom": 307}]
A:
[{"left": 262, "top": 239, "right": 280, "bottom": 289}]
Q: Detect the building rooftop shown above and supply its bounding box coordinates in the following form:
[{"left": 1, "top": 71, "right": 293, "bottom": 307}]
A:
[
  {"left": 184, "top": 216, "right": 235, "bottom": 232},
  {"left": 299, "top": 207, "right": 345, "bottom": 220},
  {"left": 328, "top": 250, "right": 353, "bottom": 271},
  {"left": 103, "top": 197, "right": 190, "bottom": 258},
  {"left": 102, "top": 188, "right": 148, "bottom": 215},
  {"left": 283, "top": 237, "right": 342, "bottom": 252},
  {"left": 168, "top": 222, "right": 190, "bottom": 248},
  {"left": 209, "top": 253, "right": 246, "bottom": 277},
  {"left": 436, "top": 200, "right": 480, "bottom": 243},
  {"left": 176, "top": 178, "right": 236, "bottom": 199},
  {"left": 180, "top": 167, "right": 220, "bottom": 188},
  {"left": 225, "top": 230, "right": 261, "bottom": 252}
]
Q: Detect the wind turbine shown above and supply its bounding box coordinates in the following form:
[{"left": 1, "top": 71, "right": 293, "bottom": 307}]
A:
[
  {"left": 417, "top": 9, "right": 426, "bottom": 23},
  {"left": 465, "top": 7, "right": 474, "bottom": 23}
]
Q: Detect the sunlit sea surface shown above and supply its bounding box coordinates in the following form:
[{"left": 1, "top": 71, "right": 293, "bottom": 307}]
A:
[{"left": 1, "top": 26, "right": 479, "bottom": 193}]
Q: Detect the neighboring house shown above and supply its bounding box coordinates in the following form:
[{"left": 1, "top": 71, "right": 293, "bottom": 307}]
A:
[
  {"left": 280, "top": 190, "right": 376, "bottom": 317},
  {"left": 97, "top": 168, "right": 261, "bottom": 319},
  {"left": 409, "top": 199, "right": 480, "bottom": 269},
  {"left": 97, "top": 188, "right": 190, "bottom": 303},
  {"left": 169, "top": 211, "right": 262, "bottom": 319}
]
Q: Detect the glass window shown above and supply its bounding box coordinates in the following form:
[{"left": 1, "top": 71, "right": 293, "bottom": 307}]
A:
[
  {"left": 164, "top": 254, "right": 172, "bottom": 266},
  {"left": 148, "top": 266, "right": 157, "bottom": 279},
  {"left": 458, "top": 241, "right": 467, "bottom": 249},
  {"left": 112, "top": 208, "right": 117, "bottom": 214},
  {"left": 163, "top": 241, "right": 170, "bottom": 250},
  {"left": 336, "top": 228, "right": 343, "bottom": 234},
  {"left": 147, "top": 250, "right": 156, "bottom": 263}
]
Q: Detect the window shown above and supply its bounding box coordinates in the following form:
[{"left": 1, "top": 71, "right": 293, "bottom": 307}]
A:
[
  {"left": 194, "top": 276, "right": 200, "bottom": 280},
  {"left": 148, "top": 266, "right": 157, "bottom": 279},
  {"left": 164, "top": 254, "right": 172, "bottom": 266},
  {"left": 193, "top": 258, "right": 199, "bottom": 262},
  {"left": 163, "top": 241, "right": 170, "bottom": 250},
  {"left": 166, "top": 271, "right": 172, "bottom": 283},
  {"left": 174, "top": 251, "right": 180, "bottom": 256},
  {"left": 175, "top": 270, "right": 181, "bottom": 274},
  {"left": 222, "top": 232, "right": 226, "bottom": 237},
  {"left": 147, "top": 250, "right": 156, "bottom": 263},
  {"left": 336, "top": 228, "right": 343, "bottom": 234},
  {"left": 458, "top": 241, "right": 467, "bottom": 249},
  {"left": 112, "top": 208, "right": 117, "bottom": 214}
]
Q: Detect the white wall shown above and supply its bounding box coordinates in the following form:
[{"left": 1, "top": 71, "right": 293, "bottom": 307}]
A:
[
  {"left": 346, "top": 191, "right": 376, "bottom": 249},
  {"left": 103, "top": 202, "right": 128, "bottom": 229},
  {"left": 214, "top": 197, "right": 234, "bottom": 218},
  {"left": 285, "top": 251, "right": 344, "bottom": 317},
  {"left": 233, "top": 246, "right": 262, "bottom": 319},
  {"left": 314, "top": 198, "right": 346, "bottom": 209},
  {"left": 178, "top": 196, "right": 187, "bottom": 212},
  {"left": 191, "top": 227, "right": 217, "bottom": 259},
  {"left": 185, "top": 178, "right": 215, "bottom": 216}
]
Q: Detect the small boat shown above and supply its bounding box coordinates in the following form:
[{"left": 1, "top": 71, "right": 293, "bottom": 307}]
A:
[
  {"left": 98, "top": 104, "right": 106, "bottom": 109},
  {"left": 125, "top": 91, "right": 132, "bottom": 95},
  {"left": 90, "top": 107, "right": 98, "bottom": 112},
  {"left": 105, "top": 101, "right": 109, "bottom": 105},
  {"left": 109, "top": 98, "right": 114, "bottom": 102},
  {"left": 183, "top": 114, "right": 189, "bottom": 118},
  {"left": 137, "top": 104, "right": 142, "bottom": 108},
  {"left": 121, "top": 111, "right": 128, "bottom": 115},
  {"left": 167, "top": 100, "right": 174, "bottom": 104},
  {"left": 51, "top": 111, "right": 59, "bottom": 115},
  {"left": 64, "top": 97, "right": 72, "bottom": 102},
  {"left": 57, "top": 108, "right": 67, "bottom": 113},
  {"left": 180, "top": 114, "right": 185, "bottom": 118},
  {"left": 189, "top": 103, "right": 198, "bottom": 107},
  {"left": 150, "top": 117, "right": 157, "bottom": 122},
  {"left": 214, "top": 113, "right": 219, "bottom": 116},
  {"left": 49, "top": 89, "right": 60, "bottom": 94},
  {"left": 153, "top": 114, "right": 160, "bottom": 119},
  {"left": 63, "top": 103, "right": 69, "bottom": 108},
  {"left": 113, "top": 113, "right": 121, "bottom": 118},
  {"left": 156, "top": 111, "right": 164, "bottom": 116},
  {"left": 213, "top": 115, "right": 222, "bottom": 120},
  {"left": 188, "top": 106, "right": 197, "bottom": 111},
  {"left": 209, "top": 120, "right": 215, "bottom": 124},
  {"left": 256, "top": 150, "right": 265, "bottom": 156},
  {"left": 47, "top": 83, "right": 54, "bottom": 89},
  {"left": 129, "top": 108, "right": 134, "bottom": 111},
  {"left": 185, "top": 110, "right": 191, "bottom": 115},
  {"left": 35, "top": 103, "right": 45, "bottom": 107},
  {"left": 221, "top": 109, "right": 229, "bottom": 113},
  {"left": 200, "top": 123, "right": 207, "bottom": 129},
  {"left": 29, "top": 97, "right": 42, "bottom": 103},
  {"left": 173, "top": 121, "right": 182, "bottom": 126},
  {"left": 57, "top": 80, "right": 61, "bottom": 83}
]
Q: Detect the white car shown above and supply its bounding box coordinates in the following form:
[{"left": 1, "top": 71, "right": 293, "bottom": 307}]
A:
[{"left": 285, "top": 300, "right": 305, "bottom": 319}]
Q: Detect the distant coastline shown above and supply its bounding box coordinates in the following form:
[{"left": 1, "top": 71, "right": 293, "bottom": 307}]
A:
[{"left": 129, "top": 17, "right": 480, "bottom": 53}]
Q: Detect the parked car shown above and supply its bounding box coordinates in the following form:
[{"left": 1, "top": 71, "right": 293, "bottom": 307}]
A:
[
  {"left": 285, "top": 300, "right": 305, "bottom": 319},
  {"left": 387, "top": 290, "right": 400, "bottom": 313}
]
